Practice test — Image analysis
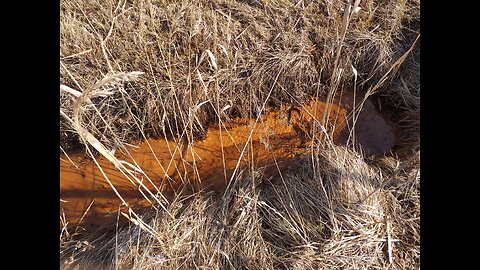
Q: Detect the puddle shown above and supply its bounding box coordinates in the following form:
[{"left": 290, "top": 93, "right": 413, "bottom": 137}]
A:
[
  {"left": 334, "top": 90, "right": 398, "bottom": 155},
  {"left": 60, "top": 91, "right": 397, "bottom": 232}
]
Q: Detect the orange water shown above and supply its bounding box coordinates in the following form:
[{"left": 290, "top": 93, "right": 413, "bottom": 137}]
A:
[{"left": 60, "top": 94, "right": 396, "bottom": 232}]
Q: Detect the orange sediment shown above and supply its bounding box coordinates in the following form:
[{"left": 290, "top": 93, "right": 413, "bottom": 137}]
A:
[{"left": 60, "top": 95, "right": 396, "bottom": 232}]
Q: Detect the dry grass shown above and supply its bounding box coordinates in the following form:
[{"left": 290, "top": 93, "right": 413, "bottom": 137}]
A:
[
  {"left": 61, "top": 148, "right": 419, "bottom": 269},
  {"left": 60, "top": 0, "right": 420, "bottom": 153},
  {"left": 60, "top": 0, "right": 420, "bottom": 269}
]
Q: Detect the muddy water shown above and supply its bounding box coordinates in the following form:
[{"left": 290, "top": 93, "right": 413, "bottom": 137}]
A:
[
  {"left": 334, "top": 91, "right": 397, "bottom": 155},
  {"left": 60, "top": 93, "right": 396, "bottom": 232}
]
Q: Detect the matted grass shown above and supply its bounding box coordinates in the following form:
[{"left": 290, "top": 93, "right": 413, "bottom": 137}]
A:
[{"left": 61, "top": 148, "right": 420, "bottom": 269}]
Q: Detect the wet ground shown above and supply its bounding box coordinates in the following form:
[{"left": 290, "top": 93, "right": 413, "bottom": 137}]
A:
[
  {"left": 60, "top": 91, "right": 397, "bottom": 232},
  {"left": 334, "top": 90, "right": 397, "bottom": 155}
]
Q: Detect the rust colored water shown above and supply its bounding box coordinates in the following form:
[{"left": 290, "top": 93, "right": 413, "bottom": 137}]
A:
[{"left": 60, "top": 93, "right": 396, "bottom": 232}]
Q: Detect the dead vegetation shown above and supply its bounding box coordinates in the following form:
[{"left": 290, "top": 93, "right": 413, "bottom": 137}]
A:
[
  {"left": 60, "top": 0, "right": 420, "bottom": 153},
  {"left": 60, "top": 0, "right": 420, "bottom": 269},
  {"left": 61, "top": 149, "right": 420, "bottom": 269}
]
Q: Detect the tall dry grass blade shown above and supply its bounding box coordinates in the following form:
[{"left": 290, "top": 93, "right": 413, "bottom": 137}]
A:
[
  {"left": 60, "top": 85, "right": 82, "bottom": 98},
  {"left": 367, "top": 34, "right": 420, "bottom": 95},
  {"left": 205, "top": 49, "right": 218, "bottom": 71},
  {"left": 331, "top": 0, "right": 359, "bottom": 88},
  {"left": 60, "top": 146, "right": 82, "bottom": 172},
  {"left": 78, "top": 199, "right": 96, "bottom": 225},
  {"left": 386, "top": 217, "right": 394, "bottom": 265}
]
